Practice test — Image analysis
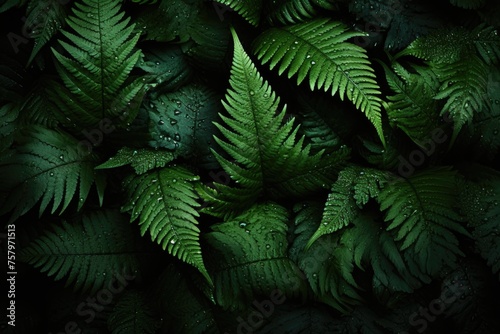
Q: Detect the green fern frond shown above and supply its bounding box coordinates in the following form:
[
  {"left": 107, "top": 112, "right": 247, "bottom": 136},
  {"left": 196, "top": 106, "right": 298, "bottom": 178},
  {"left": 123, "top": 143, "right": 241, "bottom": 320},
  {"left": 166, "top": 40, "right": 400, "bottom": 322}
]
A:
[
  {"left": 200, "top": 28, "right": 349, "bottom": 218},
  {"left": 290, "top": 201, "right": 362, "bottom": 312},
  {"left": 0, "top": 126, "right": 106, "bottom": 223},
  {"left": 378, "top": 168, "right": 470, "bottom": 277},
  {"left": 96, "top": 147, "right": 176, "bottom": 174},
  {"left": 450, "top": 0, "right": 485, "bottom": 9},
  {"left": 253, "top": 19, "right": 385, "bottom": 145},
  {"left": 267, "top": 0, "right": 331, "bottom": 25},
  {"left": 380, "top": 61, "right": 441, "bottom": 144},
  {"left": 26, "top": 0, "right": 68, "bottom": 64},
  {"left": 108, "top": 290, "right": 160, "bottom": 334},
  {"left": 49, "top": 0, "right": 145, "bottom": 129},
  {"left": 19, "top": 210, "right": 141, "bottom": 294},
  {"left": 307, "top": 166, "right": 389, "bottom": 248},
  {"left": 205, "top": 202, "right": 307, "bottom": 310},
  {"left": 434, "top": 54, "right": 489, "bottom": 139},
  {"left": 473, "top": 24, "right": 500, "bottom": 65},
  {"left": 216, "top": 0, "right": 261, "bottom": 26},
  {"left": 121, "top": 165, "right": 211, "bottom": 284}
]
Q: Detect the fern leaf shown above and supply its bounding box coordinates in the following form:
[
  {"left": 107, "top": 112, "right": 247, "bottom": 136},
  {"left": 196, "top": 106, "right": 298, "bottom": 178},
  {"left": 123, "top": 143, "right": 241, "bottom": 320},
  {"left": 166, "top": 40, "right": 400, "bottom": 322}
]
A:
[
  {"left": 378, "top": 168, "right": 469, "bottom": 277},
  {"left": 434, "top": 54, "right": 489, "bottom": 139},
  {"left": 307, "top": 166, "right": 389, "bottom": 248},
  {"left": 473, "top": 24, "right": 500, "bottom": 65},
  {"left": 108, "top": 290, "right": 160, "bottom": 334},
  {"left": 201, "top": 28, "right": 348, "bottom": 218},
  {"left": 121, "top": 165, "right": 211, "bottom": 284},
  {"left": 96, "top": 147, "right": 176, "bottom": 174},
  {"left": 290, "top": 201, "right": 362, "bottom": 311},
  {"left": 0, "top": 55, "right": 26, "bottom": 103},
  {"left": 205, "top": 202, "right": 307, "bottom": 310},
  {"left": 19, "top": 210, "right": 141, "bottom": 294},
  {"left": 0, "top": 126, "right": 106, "bottom": 223},
  {"left": 26, "top": 0, "right": 68, "bottom": 64},
  {"left": 216, "top": 0, "right": 261, "bottom": 26},
  {"left": 266, "top": 0, "right": 319, "bottom": 25},
  {"left": 0, "top": 103, "right": 19, "bottom": 152},
  {"left": 380, "top": 61, "right": 441, "bottom": 144},
  {"left": 49, "top": 0, "right": 145, "bottom": 130},
  {"left": 253, "top": 19, "right": 385, "bottom": 145}
]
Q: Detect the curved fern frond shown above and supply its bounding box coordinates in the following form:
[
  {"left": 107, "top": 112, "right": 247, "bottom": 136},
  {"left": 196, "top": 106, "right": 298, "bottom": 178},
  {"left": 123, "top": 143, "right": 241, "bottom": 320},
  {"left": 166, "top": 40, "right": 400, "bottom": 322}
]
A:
[
  {"left": 205, "top": 202, "right": 307, "bottom": 310},
  {"left": 267, "top": 0, "right": 328, "bottom": 25},
  {"left": 201, "top": 28, "right": 349, "bottom": 218},
  {"left": 19, "top": 210, "right": 141, "bottom": 294},
  {"left": 380, "top": 61, "right": 441, "bottom": 144},
  {"left": 253, "top": 19, "right": 384, "bottom": 145},
  {"left": 307, "top": 166, "right": 389, "bottom": 248},
  {"left": 434, "top": 54, "right": 489, "bottom": 140},
  {"left": 290, "top": 201, "right": 362, "bottom": 312},
  {"left": 108, "top": 290, "right": 160, "bottom": 334},
  {"left": 96, "top": 147, "right": 176, "bottom": 174},
  {"left": 378, "top": 168, "right": 470, "bottom": 277},
  {"left": 26, "top": 0, "right": 69, "bottom": 64},
  {"left": 0, "top": 126, "right": 106, "bottom": 223},
  {"left": 215, "top": 0, "right": 262, "bottom": 26},
  {"left": 121, "top": 165, "right": 211, "bottom": 284},
  {"left": 49, "top": 0, "right": 146, "bottom": 130}
]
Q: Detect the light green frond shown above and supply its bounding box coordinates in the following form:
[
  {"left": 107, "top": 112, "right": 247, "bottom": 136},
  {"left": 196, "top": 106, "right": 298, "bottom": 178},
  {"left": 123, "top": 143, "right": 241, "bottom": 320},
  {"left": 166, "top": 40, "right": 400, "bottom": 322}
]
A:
[
  {"left": 121, "top": 164, "right": 211, "bottom": 284},
  {"left": 307, "top": 166, "right": 389, "bottom": 249},
  {"left": 0, "top": 126, "right": 106, "bottom": 223},
  {"left": 253, "top": 19, "right": 385, "bottom": 145},
  {"left": 26, "top": 0, "right": 69, "bottom": 64},
  {"left": 19, "top": 210, "right": 141, "bottom": 294},
  {"left": 201, "top": 28, "right": 348, "bottom": 218},
  {"left": 205, "top": 202, "right": 307, "bottom": 310},
  {"left": 216, "top": 0, "right": 262, "bottom": 26},
  {"left": 378, "top": 168, "right": 470, "bottom": 277},
  {"left": 49, "top": 0, "right": 145, "bottom": 129},
  {"left": 95, "top": 147, "right": 176, "bottom": 174}
]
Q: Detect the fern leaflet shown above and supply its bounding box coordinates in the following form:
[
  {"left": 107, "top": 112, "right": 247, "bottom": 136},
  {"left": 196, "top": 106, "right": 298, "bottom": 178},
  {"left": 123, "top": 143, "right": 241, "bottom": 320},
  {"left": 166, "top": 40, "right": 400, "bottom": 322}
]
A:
[
  {"left": 253, "top": 19, "right": 385, "bottom": 145},
  {"left": 49, "top": 0, "right": 145, "bottom": 130},
  {"left": 378, "top": 168, "right": 469, "bottom": 277},
  {"left": 205, "top": 202, "right": 307, "bottom": 310},
  {"left": 19, "top": 210, "right": 141, "bottom": 294},
  {"left": 200, "top": 28, "right": 348, "bottom": 218},
  {"left": 121, "top": 164, "right": 211, "bottom": 284},
  {"left": 0, "top": 126, "right": 106, "bottom": 223}
]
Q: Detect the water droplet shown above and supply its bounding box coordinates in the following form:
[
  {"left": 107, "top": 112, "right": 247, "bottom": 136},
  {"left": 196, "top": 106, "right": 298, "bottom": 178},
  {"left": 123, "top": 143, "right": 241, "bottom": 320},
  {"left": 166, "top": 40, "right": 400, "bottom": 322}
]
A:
[
  {"left": 170, "top": 119, "right": 177, "bottom": 125},
  {"left": 172, "top": 179, "right": 177, "bottom": 183},
  {"left": 311, "top": 61, "right": 316, "bottom": 65},
  {"left": 170, "top": 239, "right": 176, "bottom": 244},
  {"left": 59, "top": 155, "right": 64, "bottom": 160},
  {"left": 239, "top": 221, "right": 246, "bottom": 228},
  {"left": 249, "top": 90, "right": 255, "bottom": 96},
  {"left": 174, "top": 133, "right": 181, "bottom": 141},
  {"left": 174, "top": 109, "right": 181, "bottom": 115},
  {"left": 158, "top": 120, "right": 165, "bottom": 125},
  {"left": 49, "top": 172, "right": 54, "bottom": 176}
]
